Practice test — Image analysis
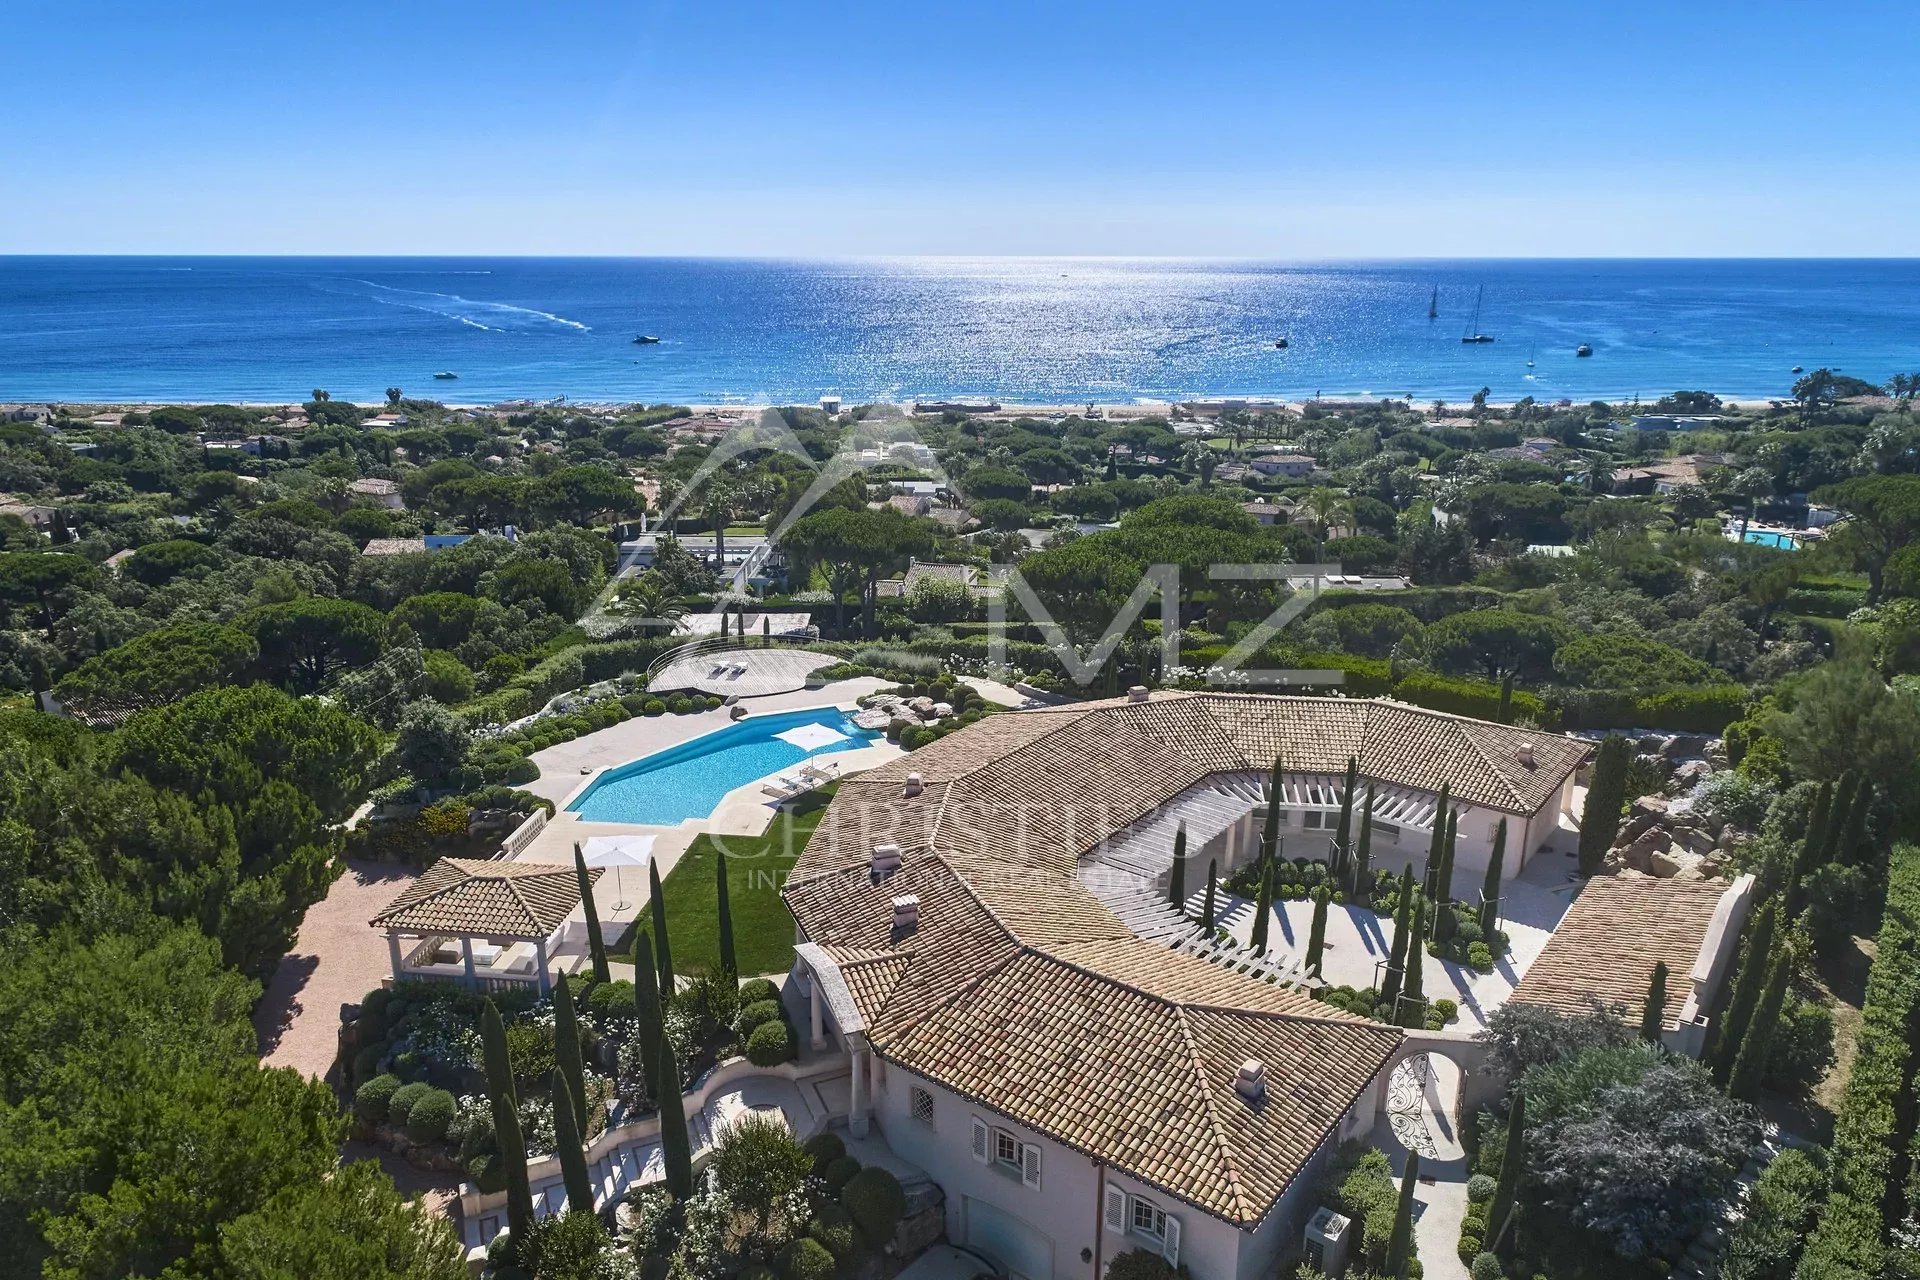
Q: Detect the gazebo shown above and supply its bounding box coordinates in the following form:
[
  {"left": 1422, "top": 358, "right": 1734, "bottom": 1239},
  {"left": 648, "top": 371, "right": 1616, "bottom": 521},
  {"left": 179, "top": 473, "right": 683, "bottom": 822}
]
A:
[{"left": 370, "top": 857, "right": 600, "bottom": 996}]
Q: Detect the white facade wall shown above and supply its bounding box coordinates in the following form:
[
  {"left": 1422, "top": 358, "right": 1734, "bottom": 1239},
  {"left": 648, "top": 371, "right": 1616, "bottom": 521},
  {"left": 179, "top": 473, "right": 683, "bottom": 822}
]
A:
[{"left": 868, "top": 1058, "right": 1385, "bottom": 1280}]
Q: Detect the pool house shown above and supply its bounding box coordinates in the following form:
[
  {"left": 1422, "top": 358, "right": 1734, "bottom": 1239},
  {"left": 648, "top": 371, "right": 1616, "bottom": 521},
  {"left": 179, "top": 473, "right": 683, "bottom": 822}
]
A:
[{"left": 369, "top": 857, "right": 601, "bottom": 995}]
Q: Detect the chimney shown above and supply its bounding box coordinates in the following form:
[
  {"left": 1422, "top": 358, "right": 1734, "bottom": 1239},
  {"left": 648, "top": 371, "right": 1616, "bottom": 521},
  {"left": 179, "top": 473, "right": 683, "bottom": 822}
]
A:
[
  {"left": 903, "top": 771, "right": 924, "bottom": 799},
  {"left": 1235, "top": 1059, "right": 1266, "bottom": 1104},
  {"left": 891, "top": 894, "right": 920, "bottom": 932},
  {"left": 1128, "top": 685, "right": 1150, "bottom": 703},
  {"left": 870, "top": 843, "right": 903, "bottom": 879},
  {"left": 1516, "top": 742, "right": 1536, "bottom": 769}
]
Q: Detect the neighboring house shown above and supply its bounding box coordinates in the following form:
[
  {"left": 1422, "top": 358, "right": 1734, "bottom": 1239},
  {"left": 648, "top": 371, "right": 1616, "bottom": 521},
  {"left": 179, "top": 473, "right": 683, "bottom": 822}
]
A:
[
  {"left": 1629, "top": 414, "right": 1728, "bottom": 432},
  {"left": 1286, "top": 573, "right": 1410, "bottom": 593},
  {"left": 361, "top": 537, "right": 428, "bottom": 556},
  {"left": 0, "top": 495, "right": 57, "bottom": 531},
  {"left": 349, "top": 476, "right": 407, "bottom": 510},
  {"left": 1247, "top": 455, "right": 1316, "bottom": 479},
  {"left": 780, "top": 693, "right": 1586, "bottom": 1280},
  {"left": 876, "top": 559, "right": 981, "bottom": 599},
  {"left": 1241, "top": 500, "right": 1290, "bottom": 526},
  {"left": 617, "top": 532, "right": 772, "bottom": 574},
  {"left": 885, "top": 494, "right": 932, "bottom": 517},
  {"left": 1510, "top": 872, "right": 1755, "bottom": 1058}
]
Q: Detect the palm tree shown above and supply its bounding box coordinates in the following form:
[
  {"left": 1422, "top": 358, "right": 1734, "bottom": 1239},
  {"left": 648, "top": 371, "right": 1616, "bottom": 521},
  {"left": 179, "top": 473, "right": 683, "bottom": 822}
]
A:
[
  {"left": 1180, "top": 441, "right": 1218, "bottom": 490},
  {"left": 1300, "top": 488, "right": 1351, "bottom": 543},
  {"left": 1732, "top": 466, "right": 1774, "bottom": 539},
  {"left": 703, "top": 473, "right": 739, "bottom": 573},
  {"left": 386, "top": 386, "right": 404, "bottom": 408},
  {"left": 1578, "top": 454, "right": 1614, "bottom": 495}
]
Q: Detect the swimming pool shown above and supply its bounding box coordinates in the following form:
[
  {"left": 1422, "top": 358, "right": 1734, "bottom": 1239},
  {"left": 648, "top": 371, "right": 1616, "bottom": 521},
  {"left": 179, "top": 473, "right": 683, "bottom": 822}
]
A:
[
  {"left": 566, "top": 707, "right": 878, "bottom": 825},
  {"left": 1743, "top": 529, "right": 1801, "bottom": 550}
]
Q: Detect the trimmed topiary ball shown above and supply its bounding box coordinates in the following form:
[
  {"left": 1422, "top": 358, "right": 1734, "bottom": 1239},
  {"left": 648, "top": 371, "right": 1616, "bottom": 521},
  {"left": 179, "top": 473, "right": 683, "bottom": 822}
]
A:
[
  {"left": 735, "top": 999, "right": 783, "bottom": 1037},
  {"left": 738, "top": 977, "right": 780, "bottom": 1005},
  {"left": 1470, "top": 1253, "right": 1503, "bottom": 1280},
  {"left": 745, "top": 1018, "right": 796, "bottom": 1066},
  {"left": 407, "top": 1087, "right": 457, "bottom": 1142},
  {"left": 386, "top": 1080, "right": 430, "bottom": 1128},
  {"left": 354, "top": 1073, "right": 402, "bottom": 1123},
  {"left": 802, "top": 1132, "right": 845, "bottom": 1172},
  {"left": 1466, "top": 1173, "right": 1496, "bottom": 1203},
  {"left": 807, "top": 1202, "right": 860, "bottom": 1259},
  {"left": 841, "top": 1166, "right": 907, "bottom": 1245},
  {"left": 822, "top": 1155, "right": 862, "bottom": 1194},
  {"left": 781, "top": 1237, "right": 835, "bottom": 1280}
]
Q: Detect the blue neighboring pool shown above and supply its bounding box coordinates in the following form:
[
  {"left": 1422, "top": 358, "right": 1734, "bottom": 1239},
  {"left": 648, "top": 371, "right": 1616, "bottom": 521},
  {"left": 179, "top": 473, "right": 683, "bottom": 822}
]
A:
[
  {"left": 1743, "top": 529, "right": 1801, "bottom": 550},
  {"left": 566, "top": 707, "right": 878, "bottom": 826}
]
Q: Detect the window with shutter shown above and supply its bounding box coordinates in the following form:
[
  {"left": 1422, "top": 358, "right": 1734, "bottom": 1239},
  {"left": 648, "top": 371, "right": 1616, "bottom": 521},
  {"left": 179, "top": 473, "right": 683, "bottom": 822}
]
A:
[
  {"left": 1103, "top": 1186, "right": 1127, "bottom": 1234},
  {"left": 1020, "top": 1143, "right": 1042, "bottom": 1189},
  {"left": 1162, "top": 1215, "right": 1182, "bottom": 1265},
  {"left": 970, "top": 1116, "right": 989, "bottom": 1164}
]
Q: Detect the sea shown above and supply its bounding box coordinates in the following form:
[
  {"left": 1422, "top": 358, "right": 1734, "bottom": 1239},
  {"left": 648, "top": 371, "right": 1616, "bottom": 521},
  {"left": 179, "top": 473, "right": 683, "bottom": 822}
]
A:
[{"left": 1, "top": 256, "right": 1916, "bottom": 407}]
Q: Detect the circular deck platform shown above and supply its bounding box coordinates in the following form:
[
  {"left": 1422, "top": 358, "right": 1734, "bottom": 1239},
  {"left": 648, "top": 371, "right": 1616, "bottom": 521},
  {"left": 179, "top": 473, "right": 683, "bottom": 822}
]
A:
[{"left": 648, "top": 646, "right": 836, "bottom": 698}]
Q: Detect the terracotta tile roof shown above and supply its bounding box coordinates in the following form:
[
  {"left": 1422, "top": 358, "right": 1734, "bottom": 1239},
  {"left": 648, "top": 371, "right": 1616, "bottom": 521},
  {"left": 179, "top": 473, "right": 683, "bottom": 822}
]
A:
[
  {"left": 1510, "top": 873, "right": 1728, "bottom": 1030},
  {"left": 371, "top": 858, "right": 596, "bottom": 939},
  {"left": 785, "top": 693, "right": 1589, "bottom": 1226}
]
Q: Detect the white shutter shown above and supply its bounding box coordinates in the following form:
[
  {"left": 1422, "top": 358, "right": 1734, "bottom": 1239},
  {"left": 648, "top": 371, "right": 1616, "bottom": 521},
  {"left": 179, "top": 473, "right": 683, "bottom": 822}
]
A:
[
  {"left": 1162, "top": 1214, "right": 1182, "bottom": 1265},
  {"left": 970, "top": 1116, "right": 990, "bottom": 1164},
  {"left": 1021, "top": 1143, "right": 1042, "bottom": 1189},
  {"left": 1104, "top": 1186, "right": 1127, "bottom": 1234}
]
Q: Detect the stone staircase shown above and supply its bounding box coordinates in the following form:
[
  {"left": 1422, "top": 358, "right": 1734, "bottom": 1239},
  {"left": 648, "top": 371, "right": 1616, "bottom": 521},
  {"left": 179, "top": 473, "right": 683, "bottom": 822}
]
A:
[{"left": 1674, "top": 1123, "right": 1786, "bottom": 1280}]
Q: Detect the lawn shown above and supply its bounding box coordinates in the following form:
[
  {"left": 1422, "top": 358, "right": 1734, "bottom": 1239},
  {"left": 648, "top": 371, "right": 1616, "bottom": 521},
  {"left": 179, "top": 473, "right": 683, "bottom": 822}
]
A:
[{"left": 653, "top": 786, "right": 834, "bottom": 979}]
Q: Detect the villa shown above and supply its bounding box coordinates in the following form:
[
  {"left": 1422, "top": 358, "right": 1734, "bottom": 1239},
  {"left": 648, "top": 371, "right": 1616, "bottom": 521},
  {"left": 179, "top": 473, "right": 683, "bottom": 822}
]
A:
[{"left": 777, "top": 692, "right": 1585, "bottom": 1280}]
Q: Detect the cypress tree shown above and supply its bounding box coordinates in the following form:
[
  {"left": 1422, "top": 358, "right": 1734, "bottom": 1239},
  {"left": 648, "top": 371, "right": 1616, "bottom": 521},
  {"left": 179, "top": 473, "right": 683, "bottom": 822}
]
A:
[
  {"left": 1261, "top": 753, "right": 1285, "bottom": 870},
  {"left": 1480, "top": 817, "right": 1507, "bottom": 937},
  {"left": 1727, "top": 941, "right": 1794, "bottom": 1102},
  {"left": 1331, "top": 756, "right": 1358, "bottom": 875},
  {"left": 1497, "top": 670, "right": 1514, "bottom": 723},
  {"left": 630, "top": 924, "right": 664, "bottom": 1103},
  {"left": 481, "top": 1000, "right": 534, "bottom": 1254},
  {"left": 1835, "top": 777, "right": 1873, "bottom": 866},
  {"left": 551, "top": 1066, "right": 597, "bottom": 1216},
  {"left": 1640, "top": 960, "right": 1669, "bottom": 1045},
  {"left": 1168, "top": 822, "right": 1188, "bottom": 912},
  {"left": 1787, "top": 781, "right": 1834, "bottom": 912},
  {"left": 1487, "top": 1089, "right": 1525, "bottom": 1254},
  {"left": 1423, "top": 783, "right": 1451, "bottom": 899},
  {"left": 1250, "top": 843, "right": 1278, "bottom": 953},
  {"left": 1352, "top": 785, "right": 1376, "bottom": 903},
  {"left": 552, "top": 974, "right": 589, "bottom": 1128},
  {"left": 1578, "top": 734, "right": 1632, "bottom": 875},
  {"left": 716, "top": 845, "right": 737, "bottom": 979},
  {"left": 648, "top": 858, "right": 675, "bottom": 996},
  {"left": 1400, "top": 894, "right": 1426, "bottom": 1024},
  {"left": 1385, "top": 1152, "right": 1421, "bottom": 1279},
  {"left": 573, "top": 843, "right": 610, "bottom": 985},
  {"left": 657, "top": 1025, "right": 695, "bottom": 1200},
  {"left": 1305, "top": 885, "right": 1330, "bottom": 977},
  {"left": 1818, "top": 774, "right": 1855, "bottom": 868},
  {"left": 1715, "top": 896, "right": 1778, "bottom": 1081},
  {"left": 1433, "top": 810, "right": 1459, "bottom": 943},
  {"left": 1379, "top": 867, "right": 1414, "bottom": 1006},
  {"left": 1201, "top": 859, "right": 1218, "bottom": 932}
]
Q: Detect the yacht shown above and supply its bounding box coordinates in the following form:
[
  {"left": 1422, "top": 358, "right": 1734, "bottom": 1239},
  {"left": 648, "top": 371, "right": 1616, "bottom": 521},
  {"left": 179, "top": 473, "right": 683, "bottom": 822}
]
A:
[
  {"left": 632, "top": 335, "right": 661, "bottom": 345},
  {"left": 433, "top": 371, "right": 459, "bottom": 380},
  {"left": 1575, "top": 344, "right": 1593, "bottom": 358},
  {"left": 1460, "top": 286, "right": 1494, "bottom": 343}
]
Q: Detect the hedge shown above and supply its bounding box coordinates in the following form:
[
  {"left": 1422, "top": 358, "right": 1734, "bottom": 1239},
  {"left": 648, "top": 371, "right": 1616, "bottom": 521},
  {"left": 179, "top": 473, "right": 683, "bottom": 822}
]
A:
[
  {"left": 456, "top": 637, "right": 678, "bottom": 726},
  {"left": 1785, "top": 586, "right": 1867, "bottom": 619},
  {"left": 1795, "top": 842, "right": 1920, "bottom": 1280},
  {"left": 1555, "top": 684, "right": 1749, "bottom": 733},
  {"left": 1309, "top": 585, "right": 1512, "bottom": 624},
  {"left": 1393, "top": 670, "right": 1551, "bottom": 725}
]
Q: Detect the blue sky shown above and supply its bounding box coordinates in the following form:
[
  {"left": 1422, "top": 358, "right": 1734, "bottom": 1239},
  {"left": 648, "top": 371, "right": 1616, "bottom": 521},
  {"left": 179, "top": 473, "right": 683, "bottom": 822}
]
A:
[{"left": 4, "top": 0, "right": 1918, "bottom": 256}]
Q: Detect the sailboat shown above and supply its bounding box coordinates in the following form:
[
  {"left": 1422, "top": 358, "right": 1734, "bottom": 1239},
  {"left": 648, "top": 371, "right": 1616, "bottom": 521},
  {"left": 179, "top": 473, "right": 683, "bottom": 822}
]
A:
[
  {"left": 1428, "top": 287, "right": 1438, "bottom": 320},
  {"left": 1461, "top": 286, "right": 1494, "bottom": 344},
  {"left": 1526, "top": 343, "right": 1536, "bottom": 368}
]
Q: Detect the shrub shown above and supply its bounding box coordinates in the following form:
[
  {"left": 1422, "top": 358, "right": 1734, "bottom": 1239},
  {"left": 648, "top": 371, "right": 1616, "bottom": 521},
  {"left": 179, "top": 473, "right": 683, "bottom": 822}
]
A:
[
  {"left": 807, "top": 1202, "right": 861, "bottom": 1259},
  {"left": 1457, "top": 1234, "right": 1483, "bottom": 1262},
  {"left": 840, "top": 1166, "right": 907, "bottom": 1244},
  {"left": 1395, "top": 669, "right": 1552, "bottom": 725},
  {"left": 740, "top": 1267, "right": 776, "bottom": 1280},
  {"left": 822, "top": 1156, "right": 862, "bottom": 1194},
  {"left": 745, "top": 1018, "right": 796, "bottom": 1066},
  {"left": 667, "top": 694, "right": 691, "bottom": 714},
  {"left": 1763, "top": 995, "right": 1835, "bottom": 1095},
  {"left": 407, "top": 1087, "right": 457, "bottom": 1142},
  {"left": 1718, "top": 1146, "right": 1828, "bottom": 1280},
  {"left": 735, "top": 998, "right": 784, "bottom": 1037},
  {"left": 386, "top": 1080, "right": 430, "bottom": 1128},
  {"left": 352, "top": 1041, "right": 388, "bottom": 1085},
  {"left": 467, "top": 1151, "right": 505, "bottom": 1194},
  {"left": 1466, "top": 1173, "right": 1495, "bottom": 1203},
  {"left": 739, "top": 977, "right": 780, "bottom": 1005},
  {"left": 781, "top": 1237, "right": 836, "bottom": 1280},
  {"left": 1325, "top": 1142, "right": 1398, "bottom": 1270},
  {"left": 1434, "top": 998, "right": 1459, "bottom": 1024},
  {"left": 643, "top": 698, "right": 665, "bottom": 715},
  {"left": 586, "top": 979, "right": 636, "bottom": 1023},
  {"left": 1470, "top": 1253, "right": 1503, "bottom": 1280},
  {"left": 1467, "top": 942, "right": 1494, "bottom": 972},
  {"left": 803, "top": 1132, "right": 845, "bottom": 1171},
  {"left": 355, "top": 1073, "right": 402, "bottom": 1123},
  {"left": 1105, "top": 1248, "right": 1180, "bottom": 1280}
]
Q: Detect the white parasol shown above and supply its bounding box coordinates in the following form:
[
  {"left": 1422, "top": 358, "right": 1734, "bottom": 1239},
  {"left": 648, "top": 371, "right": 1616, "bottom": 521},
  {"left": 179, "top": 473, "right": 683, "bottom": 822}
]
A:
[{"left": 579, "top": 834, "right": 656, "bottom": 912}]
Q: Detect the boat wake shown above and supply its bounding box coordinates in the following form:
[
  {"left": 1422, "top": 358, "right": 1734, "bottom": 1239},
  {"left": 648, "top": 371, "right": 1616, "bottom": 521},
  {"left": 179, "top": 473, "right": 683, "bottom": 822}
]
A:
[{"left": 320, "top": 278, "right": 592, "bottom": 332}]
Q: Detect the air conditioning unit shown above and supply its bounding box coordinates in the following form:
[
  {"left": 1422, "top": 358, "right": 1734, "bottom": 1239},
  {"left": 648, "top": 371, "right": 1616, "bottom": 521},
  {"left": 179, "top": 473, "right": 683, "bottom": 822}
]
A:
[{"left": 1303, "top": 1207, "right": 1353, "bottom": 1278}]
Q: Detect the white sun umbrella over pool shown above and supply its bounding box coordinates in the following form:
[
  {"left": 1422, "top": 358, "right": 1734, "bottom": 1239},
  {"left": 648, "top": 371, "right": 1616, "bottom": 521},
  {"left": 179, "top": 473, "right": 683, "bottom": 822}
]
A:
[
  {"left": 774, "top": 722, "right": 850, "bottom": 755},
  {"left": 579, "top": 834, "right": 655, "bottom": 913}
]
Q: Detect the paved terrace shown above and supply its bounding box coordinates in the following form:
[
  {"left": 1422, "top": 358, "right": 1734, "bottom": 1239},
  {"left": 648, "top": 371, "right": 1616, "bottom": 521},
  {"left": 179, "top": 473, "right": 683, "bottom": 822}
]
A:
[{"left": 648, "top": 646, "right": 837, "bottom": 697}]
